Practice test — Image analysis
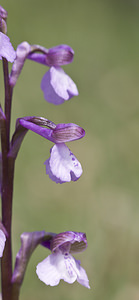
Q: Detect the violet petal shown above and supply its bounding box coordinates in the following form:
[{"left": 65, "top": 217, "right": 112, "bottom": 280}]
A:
[
  {"left": 44, "top": 143, "right": 82, "bottom": 183},
  {"left": 41, "top": 67, "right": 78, "bottom": 105},
  {"left": 36, "top": 252, "right": 77, "bottom": 286},
  {"left": 0, "top": 32, "right": 16, "bottom": 62}
]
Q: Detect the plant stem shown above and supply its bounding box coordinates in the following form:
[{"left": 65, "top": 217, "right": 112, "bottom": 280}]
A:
[{"left": 1, "top": 58, "right": 15, "bottom": 300}]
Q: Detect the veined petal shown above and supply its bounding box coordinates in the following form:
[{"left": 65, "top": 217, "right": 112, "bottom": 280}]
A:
[
  {"left": 0, "top": 229, "right": 6, "bottom": 257},
  {"left": 44, "top": 143, "right": 82, "bottom": 183},
  {"left": 0, "top": 32, "right": 16, "bottom": 62},
  {"left": 41, "top": 67, "right": 78, "bottom": 105},
  {"left": 52, "top": 123, "right": 85, "bottom": 143},
  {"left": 45, "top": 45, "right": 74, "bottom": 66},
  {"left": 27, "top": 44, "right": 73, "bottom": 67}
]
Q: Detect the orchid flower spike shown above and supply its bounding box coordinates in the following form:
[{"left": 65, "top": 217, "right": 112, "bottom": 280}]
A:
[
  {"left": 28, "top": 44, "right": 78, "bottom": 105},
  {"left": 0, "top": 32, "right": 16, "bottom": 62},
  {"left": 36, "top": 231, "right": 90, "bottom": 288},
  {"left": 19, "top": 118, "right": 85, "bottom": 183}
]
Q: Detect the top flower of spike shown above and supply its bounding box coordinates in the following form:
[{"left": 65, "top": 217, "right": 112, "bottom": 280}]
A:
[
  {"left": 0, "top": 32, "right": 16, "bottom": 62},
  {"left": 28, "top": 44, "right": 79, "bottom": 105}
]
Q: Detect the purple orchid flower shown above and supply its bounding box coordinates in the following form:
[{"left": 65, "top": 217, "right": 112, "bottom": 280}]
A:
[
  {"left": 19, "top": 118, "right": 85, "bottom": 183},
  {"left": 36, "top": 231, "right": 90, "bottom": 288},
  {"left": 0, "top": 32, "right": 16, "bottom": 62},
  {"left": 0, "top": 229, "right": 6, "bottom": 257},
  {"left": 28, "top": 44, "right": 78, "bottom": 105}
]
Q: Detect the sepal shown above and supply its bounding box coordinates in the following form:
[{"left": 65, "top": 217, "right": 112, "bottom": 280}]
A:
[
  {"left": 10, "top": 41, "right": 31, "bottom": 87},
  {"left": 51, "top": 231, "right": 87, "bottom": 253},
  {"left": 52, "top": 123, "right": 85, "bottom": 143},
  {"left": 12, "top": 231, "right": 55, "bottom": 285},
  {"left": 27, "top": 44, "right": 74, "bottom": 67}
]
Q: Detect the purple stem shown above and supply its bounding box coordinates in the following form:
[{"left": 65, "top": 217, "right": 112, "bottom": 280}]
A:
[{"left": 1, "top": 58, "right": 16, "bottom": 300}]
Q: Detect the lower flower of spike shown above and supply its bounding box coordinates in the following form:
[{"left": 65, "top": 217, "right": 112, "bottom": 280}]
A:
[{"left": 36, "top": 231, "right": 90, "bottom": 288}]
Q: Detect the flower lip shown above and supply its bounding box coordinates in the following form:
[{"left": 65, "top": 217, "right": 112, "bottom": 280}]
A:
[
  {"left": 50, "top": 231, "right": 88, "bottom": 253},
  {"left": 52, "top": 123, "right": 85, "bottom": 143}
]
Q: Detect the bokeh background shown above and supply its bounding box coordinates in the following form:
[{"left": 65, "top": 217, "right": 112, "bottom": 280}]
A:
[{"left": 0, "top": 0, "right": 139, "bottom": 299}]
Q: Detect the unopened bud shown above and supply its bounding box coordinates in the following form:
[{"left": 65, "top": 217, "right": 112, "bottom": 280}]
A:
[{"left": 0, "top": 6, "right": 7, "bottom": 34}]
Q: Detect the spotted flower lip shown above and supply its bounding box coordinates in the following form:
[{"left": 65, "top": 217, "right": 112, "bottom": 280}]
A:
[
  {"left": 36, "top": 231, "right": 90, "bottom": 289},
  {"left": 19, "top": 118, "right": 85, "bottom": 183},
  {"left": 0, "top": 32, "right": 16, "bottom": 62}
]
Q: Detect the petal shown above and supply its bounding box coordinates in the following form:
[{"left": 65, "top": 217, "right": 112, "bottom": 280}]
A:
[
  {"left": 51, "top": 231, "right": 87, "bottom": 253},
  {"left": 44, "top": 143, "right": 82, "bottom": 183},
  {"left": 36, "top": 254, "right": 61, "bottom": 286},
  {"left": 0, "top": 229, "right": 6, "bottom": 257},
  {"left": 41, "top": 67, "right": 78, "bottom": 105},
  {"left": 10, "top": 41, "right": 31, "bottom": 87},
  {"left": 52, "top": 123, "right": 85, "bottom": 143},
  {"left": 44, "top": 159, "right": 64, "bottom": 184},
  {"left": 36, "top": 252, "right": 78, "bottom": 286},
  {"left": 75, "top": 259, "right": 90, "bottom": 289},
  {"left": 45, "top": 45, "right": 74, "bottom": 66},
  {"left": 0, "top": 32, "right": 16, "bottom": 62},
  {"left": 19, "top": 118, "right": 55, "bottom": 142},
  {"left": 27, "top": 44, "right": 73, "bottom": 67}
]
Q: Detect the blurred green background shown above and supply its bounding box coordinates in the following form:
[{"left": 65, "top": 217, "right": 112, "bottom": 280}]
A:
[{"left": 0, "top": 0, "right": 139, "bottom": 299}]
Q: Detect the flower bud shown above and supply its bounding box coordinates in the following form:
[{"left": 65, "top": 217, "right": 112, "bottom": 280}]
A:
[{"left": 0, "top": 6, "right": 7, "bottom": 34}]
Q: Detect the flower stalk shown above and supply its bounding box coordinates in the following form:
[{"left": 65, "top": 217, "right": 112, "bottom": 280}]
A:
[{"left": 0, "top": 58, "right": 15, "bottom": 300}]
